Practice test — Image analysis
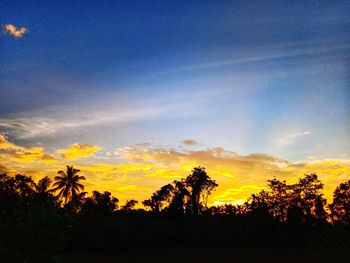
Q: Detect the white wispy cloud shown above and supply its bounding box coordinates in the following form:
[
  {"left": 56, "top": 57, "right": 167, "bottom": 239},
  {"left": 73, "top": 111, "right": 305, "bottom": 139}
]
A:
[
  {"left": 278, "top": 130, "right": 311, "bottom": 147},
  {"left": 0, "top": 103, "right": 186, "bottom": 138},
  {"left": 153, "top": 40, "right": 349, "bottom": 76},
  {"left": 3, "top": 24, "right": 28, "bottom": 38}
]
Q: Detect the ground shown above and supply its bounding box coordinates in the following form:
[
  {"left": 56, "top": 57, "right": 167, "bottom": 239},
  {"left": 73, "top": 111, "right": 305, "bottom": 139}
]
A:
[{"left": 63, "top": 247, "right": 319, "bottom": 263}]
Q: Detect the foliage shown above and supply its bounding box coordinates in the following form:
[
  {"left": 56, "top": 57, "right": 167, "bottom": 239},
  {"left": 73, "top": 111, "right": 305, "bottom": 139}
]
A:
[
  {"left": 0, "top": 168, "right": 349, "bottom": 259},
  {"left": 82, "top": 190, "right": 119, "bottom": 214},
  {"left": 329, "top": 180, "right": 350, "bottom": 224},
  {"left": 121, "top": 199, "right": 138, "bottom": 211},
  {"left": 53, "top": 165, "right": 86, "bottom": 204},
  {"left": 185, "top": 167, "right": 218, "bottom": 215},
  {"left": 246, "top": 173, "right": 327, "bottom": 224},
  {"left": 142, "top": 167, "right": 218, "bottom": 215}
]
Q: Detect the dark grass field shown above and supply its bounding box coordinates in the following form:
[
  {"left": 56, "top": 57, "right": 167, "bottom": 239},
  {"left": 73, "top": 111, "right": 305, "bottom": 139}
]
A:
[{"left": 62, "top": 247, "right": 321, "bottom": 263}]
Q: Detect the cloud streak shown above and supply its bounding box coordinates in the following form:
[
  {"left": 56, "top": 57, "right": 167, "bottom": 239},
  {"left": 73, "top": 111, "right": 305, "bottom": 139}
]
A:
[
  {"left": 278, "top": 130, "right": 311, "bottom": 147},
  {"left": 0, "top": 104, "right": 181, "bottom": 138},
  {"left": 154, "top": 40, "right": 350, "bottom": 76}
]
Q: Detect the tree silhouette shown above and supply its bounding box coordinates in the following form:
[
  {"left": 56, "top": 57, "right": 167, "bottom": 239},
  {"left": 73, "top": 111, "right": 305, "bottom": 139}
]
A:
[
  {"left": 64, "top": 191, "right": 87, "bottom": 214},
  {"left": 52, "top": 165, "right": 86, "bottom": 204},
  {"left": 142, "top": 167, "right": 218, "bottom": 215},
  {"left": 0, "top": 173, "right": 16, "bottom": 210},
  {"left": 293, "top": 173, "right": 326, "bottom": 223},
  {"left": 168, "top": 180, "right": 189, "bottom": 216},
  {"left": 329, "top": 180, "right": 350, "bottom": 224},
  {"left": 82, "top": 191, "right": 119, "bottom": 214},
  {"left": 121, "top": 199, "right": 138, "bottom": 211},
  {"left": 142, "top": 183, "right": 174, "bottom": 212},
  {"left": 34, "top": 176, "right": 53, "bottom": 196},
  {"left": 245, "top": 174, "right": 327, "bottom": 224},
  {"left": 2, "top": 166, "right": 350, "bottom": 260},
  {"left": 266, "top": 178, "right": 289, "bottom": 221},
  {"left": 249, "top": 191, "right": 270, "bottom": 218},
  {"left": 12, "top": 174, "right": 36, "bottom": 199},
  {"left": 184, "top": 167, "right": 218, "bottom": 215}
]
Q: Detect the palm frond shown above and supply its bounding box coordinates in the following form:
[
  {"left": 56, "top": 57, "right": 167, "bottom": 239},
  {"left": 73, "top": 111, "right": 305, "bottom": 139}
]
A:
[
  {"left": 52, "top": 182, "right": 66, "bottom": 188},
  {"left": 54, "top": 165, "right": 85, "bottom": 204}
]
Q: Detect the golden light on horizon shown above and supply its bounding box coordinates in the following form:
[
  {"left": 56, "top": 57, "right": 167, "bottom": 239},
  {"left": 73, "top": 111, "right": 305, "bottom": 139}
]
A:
[{"left": 0, "top": 134, "right": 349, "bottom": 207}]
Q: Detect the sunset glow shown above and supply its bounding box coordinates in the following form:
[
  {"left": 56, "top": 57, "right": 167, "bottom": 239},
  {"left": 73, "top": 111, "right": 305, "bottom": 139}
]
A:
[{"left": 1, "top": 1, "right": 349, "bottom": 208}]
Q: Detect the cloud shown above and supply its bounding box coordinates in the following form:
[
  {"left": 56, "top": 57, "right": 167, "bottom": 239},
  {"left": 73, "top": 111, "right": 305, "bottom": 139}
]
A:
[
  {"left": 57, "top": 143, "right": 101, "bottom": 161},
  {"left": 181, "top": 139, "right": 198, "bottom": 146},
  {"left": 0, "top": 134, "right": 57, "bottom": 165},
  {"left": 155, "top": 40, "right": 349, "bottom": 76},
  {"left": 0, "top": 136, "right": 349, "bottom": 206},
  {"left": 278, "top": 130, "right": 311, "bottom": 146},
  {"left": 3, "top": 24, "right": 28, "bottom": 38},
  {"left": 113, "top": 143, "right": 350, "bottom": 204},
  {"left": 0, "top": 103, "right": 183, "bottom": 138}
]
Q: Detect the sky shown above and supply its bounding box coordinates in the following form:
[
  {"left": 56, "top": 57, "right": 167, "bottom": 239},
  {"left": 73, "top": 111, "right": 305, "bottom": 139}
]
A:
[{"left": 0, "top": 0, "right": 349, "bottom": 206}]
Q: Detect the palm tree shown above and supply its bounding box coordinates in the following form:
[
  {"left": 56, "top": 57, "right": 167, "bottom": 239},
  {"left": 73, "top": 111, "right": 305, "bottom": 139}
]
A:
[
  {"left": 53, "top": 165, "right": 86, "bottom": 204},
  {"left": 34, "top": 176, "right": 53, "bottom": 196}
]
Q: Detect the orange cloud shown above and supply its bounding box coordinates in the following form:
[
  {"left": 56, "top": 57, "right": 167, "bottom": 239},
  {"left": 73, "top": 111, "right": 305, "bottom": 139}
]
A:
[
  {"left": 57, "top": 143, "right": 101, "bottom": 161},
  {"left": 182, "top": 139, "right": 198, "bottom": 146},
  {"left": 113, "top": 144, "right": 350, "bottom": 205},
  {"left": 0, "top": 134, "right": 57, "bottom": 165},
  {"left": 1, "top": 136, "right": 349, "bottom": 207},
  {"left": 3, "top": 24, "right": 28, "bottom": 38}
]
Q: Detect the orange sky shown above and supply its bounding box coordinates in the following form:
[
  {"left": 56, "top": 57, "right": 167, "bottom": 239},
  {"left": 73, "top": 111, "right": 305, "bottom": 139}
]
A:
[{"left": 1, "top": 134, "right": 349, "bottom": 207}]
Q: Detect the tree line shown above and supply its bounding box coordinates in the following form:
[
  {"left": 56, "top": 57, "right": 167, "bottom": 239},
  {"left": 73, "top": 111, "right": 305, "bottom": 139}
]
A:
[{"left": 0, "top": 165, "right": 349, "bottom": 262}]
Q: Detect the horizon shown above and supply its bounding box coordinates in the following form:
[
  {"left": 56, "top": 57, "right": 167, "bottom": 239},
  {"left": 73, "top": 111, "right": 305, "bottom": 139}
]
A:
[{"left": 1, "top": 1, "right": 349, "bottom": 206}]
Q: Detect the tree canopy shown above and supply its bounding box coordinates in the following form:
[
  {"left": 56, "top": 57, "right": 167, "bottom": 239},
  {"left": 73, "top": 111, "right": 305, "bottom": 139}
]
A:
[{"left": 0, "top": 166, "right": 349, "bottom": 262}]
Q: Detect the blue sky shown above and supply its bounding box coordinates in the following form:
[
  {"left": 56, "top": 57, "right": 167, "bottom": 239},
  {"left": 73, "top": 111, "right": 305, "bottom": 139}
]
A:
[{"left": 1, "top": 0, "right": 349, "bottom": 162}]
